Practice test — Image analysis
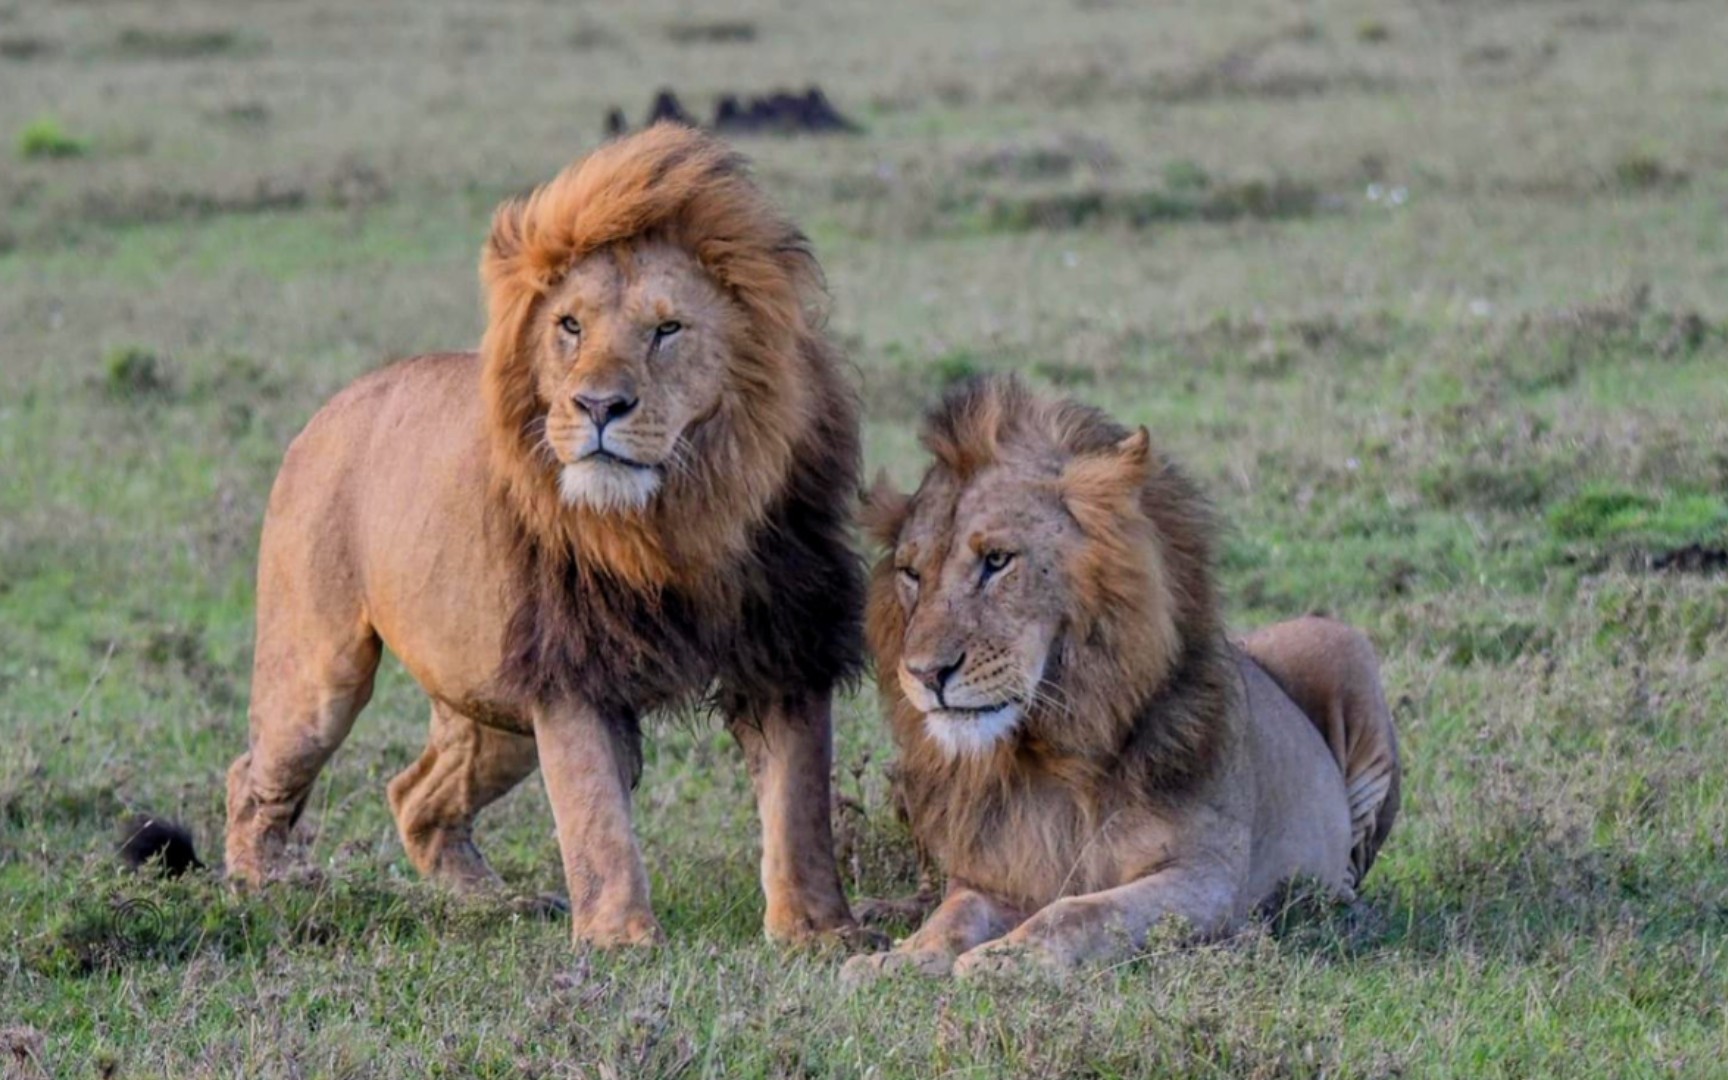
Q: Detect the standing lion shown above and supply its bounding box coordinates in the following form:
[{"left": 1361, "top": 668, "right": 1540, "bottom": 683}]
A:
[
  {"left": 223, "top": 125, "right": 865, "bottom": 947},
  {"left": 844, "top": 376, "right": 1400, "bottom": 978}
]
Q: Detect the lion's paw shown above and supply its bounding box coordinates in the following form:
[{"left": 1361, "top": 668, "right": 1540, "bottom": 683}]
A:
[
  {"left": 850, "top": 892, "right": 941, "bottom": 928},
  {"left": 840, "top": 949, "right": 953, "bottom": 985},
  {"left": 953, "top": 938, "right": 1068, "bottom": 981},
  {"left": 574, "top": 910, "right": 665, "bottom": 949},
  {"left": 768, "top": 917, "right": 890, "bottom": 955},
  {"left": 823, "top": 922, "right": 893, "bottom": 954}
]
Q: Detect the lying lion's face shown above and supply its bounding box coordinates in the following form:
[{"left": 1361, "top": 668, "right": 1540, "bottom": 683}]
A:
[
  {"left": 537, "top": 241, "right": 738, "bottom": 513},
  {"left": 875, "top": 408, "right": 1176, "bottom": 761},
  {"left": 887, "top": 462, "right": 1084, "bottom": 757}
]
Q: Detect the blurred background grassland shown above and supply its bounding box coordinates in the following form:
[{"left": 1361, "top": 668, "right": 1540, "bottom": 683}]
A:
[{"left": 3, "top": 0, "right": 1727, "bottom": 1076}]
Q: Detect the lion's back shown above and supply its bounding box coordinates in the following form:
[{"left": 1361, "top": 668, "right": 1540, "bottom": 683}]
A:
[{"left": 264, "top": 352, "right": 483, "bottom": 526}]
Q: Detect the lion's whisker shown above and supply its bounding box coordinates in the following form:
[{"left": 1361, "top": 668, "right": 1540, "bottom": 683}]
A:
[
  {"left": 664, "top": 439, "right": 698, "bottom": 484},
  {"left": 522, "top": 415, "right": 563, "bottom": 469},
  {"left": 1029, "top": 683, "right": 1077, "bottom": 722}
]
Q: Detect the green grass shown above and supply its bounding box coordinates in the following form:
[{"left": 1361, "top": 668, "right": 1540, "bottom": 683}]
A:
[
  {"left": 4, "top": 0, "right": 1728, "bottom": 1075},
  {"left": 1548, "top": 488, "right": 1728, "bottom": 545},
  {"left": 16, "top": 116, "right": 87, "bottom": 160}
]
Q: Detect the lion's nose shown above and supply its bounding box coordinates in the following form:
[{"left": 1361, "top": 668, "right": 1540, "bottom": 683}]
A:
[
  {"left": 906, "top": 654, "right": 965, "bottom": 700},
  {"left": 574, "top": 391, "right": 639, "bottom": 429}
]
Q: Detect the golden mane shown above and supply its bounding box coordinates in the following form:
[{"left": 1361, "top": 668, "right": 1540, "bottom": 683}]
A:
[
  {"left": 865, "top": 376, "right": 1234, "bottom": 905},
  {"left": 480, "top": 122, "right": 829, "bottom": 592},
  {"left": 482, "top": 125, "right": 863, "bottom": 715}
]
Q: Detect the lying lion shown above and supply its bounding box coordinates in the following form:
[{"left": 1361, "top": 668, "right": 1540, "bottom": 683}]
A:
[
  {"left": 223, "top": 125, "right": 866, "bottom": 947},
  {"left": 844, "top": 376, "right": 1400, "bottom": 979}
]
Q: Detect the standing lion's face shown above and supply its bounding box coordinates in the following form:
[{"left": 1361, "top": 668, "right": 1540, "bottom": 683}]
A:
[
  {"left": 536, "top": 241, "right": 739, "bottom": 513},
  {"left": 886, "top": 464, "right": 1081, "bottom": 758}
]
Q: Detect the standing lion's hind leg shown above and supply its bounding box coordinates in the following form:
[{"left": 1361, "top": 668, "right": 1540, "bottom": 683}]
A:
[
  {"left": 225, "top": 626, "right": 382, "bottom": 885},
  {"left": 388, "top": 701, "right": 539, "bottom": 893}
]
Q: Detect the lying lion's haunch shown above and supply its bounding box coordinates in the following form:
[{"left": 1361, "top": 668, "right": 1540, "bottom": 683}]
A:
[
  {"left": 847, "top": 375, "right": 1401, "bottom": 978},
  {"left": 225, "top": 124, "right": 864, "bottom": 947}
]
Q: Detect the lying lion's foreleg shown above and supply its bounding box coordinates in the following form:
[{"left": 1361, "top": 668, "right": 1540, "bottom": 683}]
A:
[
  {"left": 953, "top": 862, "right": 1239, "bottom": 977},
  {"left": 388, "top": 701, "right": 539, "bottom": 891},
  {"left": 729, "top": 694, "right": 856, "bottom": 943},
  {"left": 534, "top": 701, "right": 662, "bottom": 947},
  {"left": 841, "top": 886, "right": 1024, "bottom": 981}
]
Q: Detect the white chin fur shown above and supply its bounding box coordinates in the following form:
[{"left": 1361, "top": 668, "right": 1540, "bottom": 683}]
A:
[
  {"left": 559, "top": 460, "right": 661, "bottom": 513},
  {"left": 923, "top": 705, "right": 1022, "bottom": 759}
]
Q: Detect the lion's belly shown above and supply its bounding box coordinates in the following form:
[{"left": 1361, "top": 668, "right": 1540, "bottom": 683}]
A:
[
  {"left": 364, "top": 547, "right": 515, "bottom": 717},
  {"left": 430, "top": 692, "right": 534, "bottom": 735}
]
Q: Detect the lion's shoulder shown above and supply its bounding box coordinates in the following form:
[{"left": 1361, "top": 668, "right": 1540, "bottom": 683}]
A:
[
  {"left": 297, "top": 352, "right": 480, "bottom": 441},
  {"left": 275, "top": 351, "right": 483, "bottom": 491}
]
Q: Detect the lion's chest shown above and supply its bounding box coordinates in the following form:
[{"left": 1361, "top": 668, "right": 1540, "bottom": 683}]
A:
[
  {"left": 491, "top": 477, "right": 864, "bottom": 720},
  {"left": 496, "top": 561, "right": 729, "bottom": 716},
  {"left": 923, "top": 774, "right": 1178, "bottom": 910}
]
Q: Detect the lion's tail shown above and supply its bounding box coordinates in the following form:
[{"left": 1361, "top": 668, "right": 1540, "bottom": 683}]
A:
[
  {"left": 117, "top": 814, "right": 207, "bottom": 878},
  {"left": 1342, "top": 728, "right": 1400, "bottom": 887},
  {"left": 1301, "top": 631, "right": 1401, "bottom": 888}
]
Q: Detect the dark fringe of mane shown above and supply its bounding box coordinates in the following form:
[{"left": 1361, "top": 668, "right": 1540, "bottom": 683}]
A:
[
  {"left": 1108, "top": 632, "right": 1237, "bottom": 797},
  {"left": 494, "top": 388, "right": 865, "bottom": 723}
]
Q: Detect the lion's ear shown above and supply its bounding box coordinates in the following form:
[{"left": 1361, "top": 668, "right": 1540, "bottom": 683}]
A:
[
  {"left": 860, "top": 469, "right": 911, "bottom": 548},
  {"left": 1116, "top": 426, "right": 1152, "bottom": 473},
  {"left": 1062, "top": 426, "right": 1155, "bottom": 521}
]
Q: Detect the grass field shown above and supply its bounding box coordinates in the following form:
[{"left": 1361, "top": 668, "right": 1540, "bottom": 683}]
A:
[{"left": 5, "top": 0, "right": 1728, "bottom": 1075}]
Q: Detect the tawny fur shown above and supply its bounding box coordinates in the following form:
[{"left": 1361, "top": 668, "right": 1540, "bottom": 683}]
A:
[
  {"left": 847, "top": 376, "right": 1401, "bottom": 978},
  {"left": 224, "top": 125, "right": 863, "bottom": 949}
]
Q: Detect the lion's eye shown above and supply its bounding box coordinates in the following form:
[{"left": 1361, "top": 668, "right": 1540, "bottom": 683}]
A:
[
  {"left": 896, "top": 565, "right": 920, "bottom": 586},
  {"left": 981, "top": 550, "right": 1015, "bottom": 577},
  {"left": 558, "top": 315, "right": 581, "bottom": 337},
  {"left": 655, "top": 320, "right": 683, "bottom": 338}
]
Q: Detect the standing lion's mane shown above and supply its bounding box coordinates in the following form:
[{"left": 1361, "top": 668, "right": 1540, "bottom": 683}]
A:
[
  {"left": 482, "top": 122, "right": 825, "bottom": 591},
  {"left": 481, "top": 124, "right": 863, "bottom": 725}
]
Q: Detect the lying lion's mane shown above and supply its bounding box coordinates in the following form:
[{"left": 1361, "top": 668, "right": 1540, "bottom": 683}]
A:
[
  {"left": 482, "top": 124, "right": 863, "bottom": 723},
  {"left": 865, "top": 376, "right": 1236, "bottom": 905}
]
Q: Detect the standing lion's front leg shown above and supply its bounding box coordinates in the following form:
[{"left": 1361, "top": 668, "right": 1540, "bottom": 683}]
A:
[
  {"left": 729, "top": 693, "right": 857, "bottom": 944},
  {"left": 953, "top": 860, "right": 1242, "bottom": 978},
  {"left": 841, "top": 885, "right": 1025, "bottom": 982},
  {"left": 534, "top": 701, "right": 663, "bottom": 948}
]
